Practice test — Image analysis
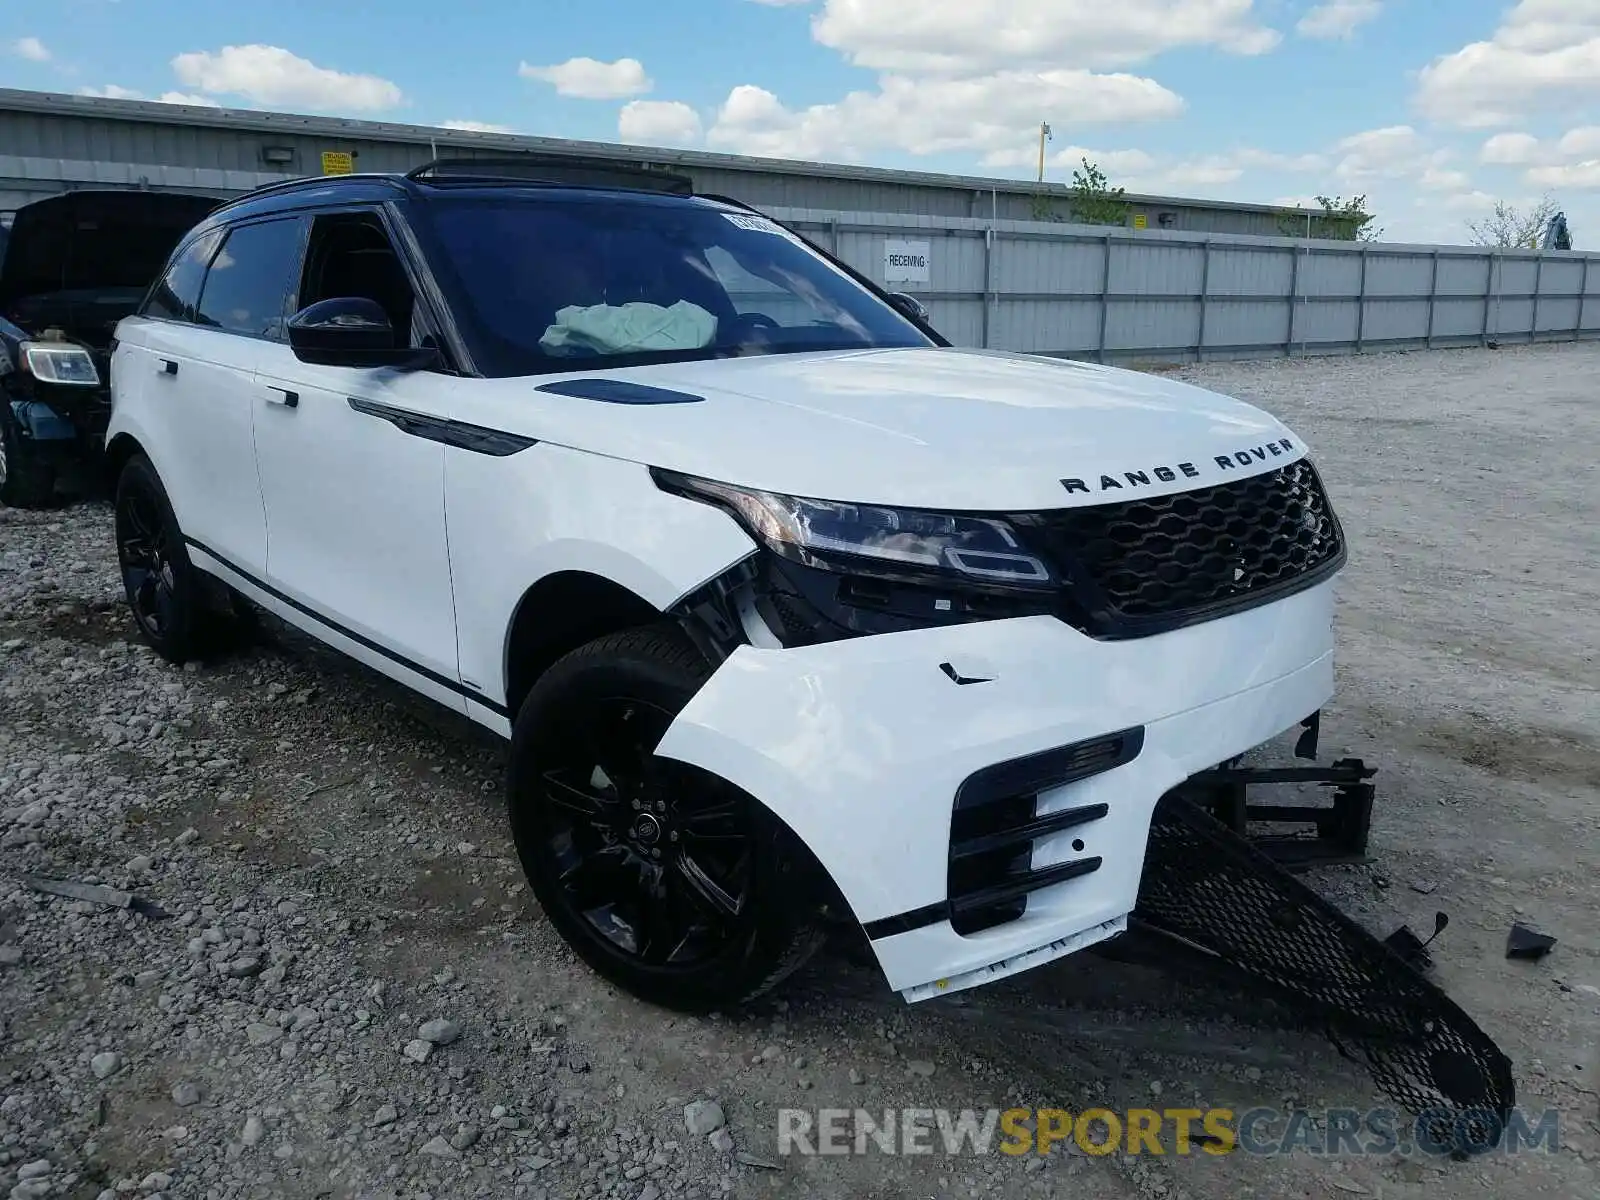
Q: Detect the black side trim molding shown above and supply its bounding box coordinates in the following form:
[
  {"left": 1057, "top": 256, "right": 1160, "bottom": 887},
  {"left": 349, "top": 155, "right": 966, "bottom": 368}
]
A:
[
  {"left": 347, "top": 397, "right": 535, "bottom": 456},
  {"left": 183, "top": 537, "right": 511, "bottom": 719},
  {"left": 535, "top": 378, "right": 704, "bottom": 405}
]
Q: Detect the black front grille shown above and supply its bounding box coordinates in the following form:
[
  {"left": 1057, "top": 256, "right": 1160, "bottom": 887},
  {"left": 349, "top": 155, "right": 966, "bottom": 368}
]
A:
[{"left": 1021, "top": 459, "right": 1344, "bottom": 638}]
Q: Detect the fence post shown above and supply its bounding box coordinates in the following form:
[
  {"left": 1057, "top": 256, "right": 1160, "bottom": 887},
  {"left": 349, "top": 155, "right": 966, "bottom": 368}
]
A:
[
  {"left": 1481, "top": 253, "right": 1497, "bottom": 346},
  {"left": 981, "top": 225, "right": 994, "bottom": 350},
  {"left": 1578, "top": 257, "right": 1591, "bottom": 341},
  {"left": 1355, "top": 246, "right": 1368, "bottom": 354},
  {"left": 1426, "top": 250, "right": 1440, "bottom": 349},
  {"left": 1530, "top": 253, "right": 1544, "bottom": 344},
  {"left": 1097, "top": 233, "right": 1113, "bottom": 364},
  {"left": 1287, "top": 244, "right": 1301, "bottom": 358},
  {"left": 1197, "top": 239, "right": 1212, "bottom": 363},
  {"left": 828, "top": 217, "right": 840, "bottom": 256}
]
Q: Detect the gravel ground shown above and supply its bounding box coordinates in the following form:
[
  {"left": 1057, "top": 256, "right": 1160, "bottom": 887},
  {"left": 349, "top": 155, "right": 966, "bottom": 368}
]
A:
[{"left": 2, "top": 342, "right": 1597, "bottom": 1200}]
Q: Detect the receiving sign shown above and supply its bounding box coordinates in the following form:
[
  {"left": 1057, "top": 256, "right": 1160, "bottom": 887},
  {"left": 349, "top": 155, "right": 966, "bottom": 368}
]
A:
[{"left": 884, "top": 240, "right": 931, "bottom": 285}]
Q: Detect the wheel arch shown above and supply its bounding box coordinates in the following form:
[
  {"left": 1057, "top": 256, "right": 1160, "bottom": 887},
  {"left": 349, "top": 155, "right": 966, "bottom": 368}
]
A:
[
  {"left": 104, "top": 430, "right": 149, "bottom": 488},
  {"left": 503, "top": 570, "right": 665, "bottom": 720}
]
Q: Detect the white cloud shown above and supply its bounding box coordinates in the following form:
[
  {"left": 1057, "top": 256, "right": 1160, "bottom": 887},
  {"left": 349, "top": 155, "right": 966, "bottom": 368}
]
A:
[
  {"left": 1558, "top": 125, "right": 1600, "bottom": 158},
  {"left": 1419, "top": 165, "right": 1471, "bottom": 191},
  {"left": 1333, "top": 125, "right": 1428, "bottom": 180},
  {"left": 1527, "top": 160, "right": 1600, "bottom": 189},
  {"left": 171, "top": 45, "right": 403, "bottom": 111},
  {"left": 979, "top": 143, "right": 1325, "bottom": 194},
  {"left": 1296, "top": 1, "right": 1381, "bottom": 40},
  {"left": 984, "top": 144, "right": 1159, "bottom": 174},
  {"left": 810, "top": 0, "right": 1280, "bottom": 72},
  {"left": 1154, "top": 148, "right": 1327, "bottom": 188},
  {"left": 1486, "top": 126, "right": 1600, "bottom": 191},
  {"left": 519, "top": 57, "right": 651, "bottom": 99},
  {"left": 1474, "top": 125, "right": 1600, "bottom": 189},
  {"left": 707, "top": 71, "right": 1182, "bottom": 160},
  {"left": 78, "top": 84, "right": 144, "bottom": 100},
  {"left": 618, "top": 100, "right": 703, "bottom": 146},
  {"left": 1416, "top": 0, "right": 1600, "bottom": 127},
  {"left": 78, "top": 85, "right": 222, "bottom": 107},
  {"left": 12, "top": 36, "right": 50, "bottom": 62},
  {"left": 1481, "top": 131, "right": 1542, "bottom": 164},
  {"left": 440, "top": 119, "right": 514, "bottom": 133},
  {"left": 158, "top": 92, "right": 220, "bottom": 107}
]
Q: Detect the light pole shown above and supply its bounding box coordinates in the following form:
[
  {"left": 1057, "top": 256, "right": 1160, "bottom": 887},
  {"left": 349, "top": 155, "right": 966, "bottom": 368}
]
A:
[{"left": 1037, "top": 122, "right": 1053, "bottom": 183}]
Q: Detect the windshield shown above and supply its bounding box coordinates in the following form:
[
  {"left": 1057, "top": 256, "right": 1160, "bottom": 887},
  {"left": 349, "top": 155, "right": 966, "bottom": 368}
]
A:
[{"left": 419, "top": 194, "right": 932, "bottom": 377}]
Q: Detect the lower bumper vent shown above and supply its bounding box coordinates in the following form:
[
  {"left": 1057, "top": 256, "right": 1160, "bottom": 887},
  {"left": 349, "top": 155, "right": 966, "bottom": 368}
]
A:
[{"left": 947, "top": 729, "right": 1143, "bottom": 935}]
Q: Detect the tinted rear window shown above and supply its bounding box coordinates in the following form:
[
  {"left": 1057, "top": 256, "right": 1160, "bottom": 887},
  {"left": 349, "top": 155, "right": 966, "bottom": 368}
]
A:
[
  {"left": 194, "top": 218, "right": 305, "bottom": 339},
  {"left": 143, "top": 230, "right": 222, "bottom": 323}
]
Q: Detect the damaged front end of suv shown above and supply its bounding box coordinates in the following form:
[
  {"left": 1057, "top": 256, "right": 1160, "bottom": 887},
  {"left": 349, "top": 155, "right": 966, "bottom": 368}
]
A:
[
  {"left": 1, "top": 190, "right": 217, "bottom": 507},
  {"left": 654, "top": 425, "right": 1513, "bottom": 1155}
]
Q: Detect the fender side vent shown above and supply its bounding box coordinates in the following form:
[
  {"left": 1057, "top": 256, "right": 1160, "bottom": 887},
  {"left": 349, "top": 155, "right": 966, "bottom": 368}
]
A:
[{"left": 947, "top": 729, "right": 1142, "bottom": 936}]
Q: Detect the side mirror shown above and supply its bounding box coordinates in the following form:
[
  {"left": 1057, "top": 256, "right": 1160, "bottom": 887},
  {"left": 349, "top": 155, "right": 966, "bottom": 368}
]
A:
[
  {"left": 287, "top": 297, "right": 434, "bottom": 369},
  {"left": 887, "top": 291, "right": 931, "bottom": 326}
]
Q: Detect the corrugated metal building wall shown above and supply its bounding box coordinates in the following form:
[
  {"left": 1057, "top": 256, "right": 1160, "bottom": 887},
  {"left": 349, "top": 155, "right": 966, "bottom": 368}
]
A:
[{"left": 0, "top": 88, "right": 1318, "bottom": 235}]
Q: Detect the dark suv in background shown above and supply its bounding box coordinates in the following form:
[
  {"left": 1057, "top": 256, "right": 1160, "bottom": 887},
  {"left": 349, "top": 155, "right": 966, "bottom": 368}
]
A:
[{"left": 0, "top": 189, "right": 217, "bottom": 506}]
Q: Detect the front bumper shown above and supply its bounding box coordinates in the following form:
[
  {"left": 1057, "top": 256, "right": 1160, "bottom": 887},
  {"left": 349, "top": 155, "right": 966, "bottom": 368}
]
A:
[
  {"left": 6, "top": 386, "right": 112, "bottom": 447},
  {"left": 656, "top": 577, "right": 1337, "bottom": 1000}
]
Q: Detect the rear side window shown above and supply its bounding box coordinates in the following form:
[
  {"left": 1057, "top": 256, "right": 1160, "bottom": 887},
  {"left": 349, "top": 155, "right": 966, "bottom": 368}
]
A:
[
  {"left": 194, "top": 218, "right": 305, "bottom": 339},
  {"left": 143, "top": 229, "right": 222, "bottom": 322}
]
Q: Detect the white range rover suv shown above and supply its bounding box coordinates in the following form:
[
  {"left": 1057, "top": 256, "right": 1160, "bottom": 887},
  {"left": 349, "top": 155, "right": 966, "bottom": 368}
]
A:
[{"left": 106, "top": 159, "right": 1347, "bottom": 1013}]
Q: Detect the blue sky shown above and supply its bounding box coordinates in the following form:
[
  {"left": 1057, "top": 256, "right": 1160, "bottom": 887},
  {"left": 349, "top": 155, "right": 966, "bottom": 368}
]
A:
[{"left": 7, "top": 1, "right": 1600, "bottom": 244}]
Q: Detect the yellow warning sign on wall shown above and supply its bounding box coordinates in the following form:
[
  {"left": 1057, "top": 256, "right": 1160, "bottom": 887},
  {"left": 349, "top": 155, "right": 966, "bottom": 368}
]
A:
[
  {"left": 320, "top": 151, "right": 355, "bottom": 176},
  {"left": 1132, "top": 212, "right": 1148, "bottom": 230}
]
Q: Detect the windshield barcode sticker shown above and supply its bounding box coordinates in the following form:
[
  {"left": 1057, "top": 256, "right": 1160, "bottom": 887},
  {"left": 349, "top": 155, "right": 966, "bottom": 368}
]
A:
[{"left": 723, "top": 213, "right": 800, "bottom": 240}]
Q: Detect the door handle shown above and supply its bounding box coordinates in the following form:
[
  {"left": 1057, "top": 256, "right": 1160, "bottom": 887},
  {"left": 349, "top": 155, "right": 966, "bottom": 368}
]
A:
[
  {"left": 265, "top": 386, "right": 300, "bottom": 409},
  {"left": 158, "top": 359, "right": 178, "bottom": 377}
]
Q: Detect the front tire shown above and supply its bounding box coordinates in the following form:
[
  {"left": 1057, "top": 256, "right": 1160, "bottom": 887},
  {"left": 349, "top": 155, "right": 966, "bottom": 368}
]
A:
[
  {"left": 508, "top": 625, "right": 824, "bottom": 1012},
  {"left": 0, "top": 401, "right": 57, "bottom": 508}
]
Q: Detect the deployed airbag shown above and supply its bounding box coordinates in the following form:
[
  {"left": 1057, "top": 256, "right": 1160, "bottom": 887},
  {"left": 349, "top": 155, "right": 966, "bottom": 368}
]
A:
[{"left": 540, "top": 300, "right": 716, "bottom": 355}]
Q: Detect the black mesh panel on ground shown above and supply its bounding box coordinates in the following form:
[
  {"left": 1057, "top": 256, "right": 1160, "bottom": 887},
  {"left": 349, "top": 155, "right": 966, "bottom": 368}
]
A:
[
  {"left": 1134, "top": 796, "right": 1516, "bottom": 1153},
  {"left": 1022, "top": 459, "right": 1344, "bottom": 637}
]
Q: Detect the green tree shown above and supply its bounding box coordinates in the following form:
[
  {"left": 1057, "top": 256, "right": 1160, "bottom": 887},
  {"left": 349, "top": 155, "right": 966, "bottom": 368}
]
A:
[
  {"left": 1279, "top": 195, "right": 1382, "bottom": 241},
  {"left": 1067, "top": 158, "right": 1131, "bottom": 227}
]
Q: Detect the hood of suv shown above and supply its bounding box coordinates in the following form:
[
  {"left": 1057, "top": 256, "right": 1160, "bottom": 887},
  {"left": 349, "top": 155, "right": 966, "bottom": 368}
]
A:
[
  {"left": 470, "top": 346, "right": 1307, "bottom": 512},
  {"left": 0, "top": 190, "right": 218, "bottom": 348}
]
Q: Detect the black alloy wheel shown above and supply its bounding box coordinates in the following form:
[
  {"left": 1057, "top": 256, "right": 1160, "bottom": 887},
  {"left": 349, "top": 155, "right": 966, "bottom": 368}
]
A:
[
  {"left": 118, "top": 476, "right": 179, "bottom": 643},
  {"left": 114, "top": 453, "right": 211, "bottom": 663},
  {"left": 509, "top": 626, "right": 824, "bottom": 1011}
]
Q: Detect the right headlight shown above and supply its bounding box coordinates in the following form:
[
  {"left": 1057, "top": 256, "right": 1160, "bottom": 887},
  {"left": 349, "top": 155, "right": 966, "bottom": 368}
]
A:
[{"left": 654, "top": 469, "right": 1056, "bottom": 593}]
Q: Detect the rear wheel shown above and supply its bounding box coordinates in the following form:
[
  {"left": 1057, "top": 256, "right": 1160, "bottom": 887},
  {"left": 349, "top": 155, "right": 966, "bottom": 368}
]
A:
[
  {"left": 508, "top": 625, "right": 823, "bottom": 1011},
  {"left": 0, "top": 402, "right": 57, "bottom": 508},
  {"left": 114, "top": 454, "right": 250, "bottom": 663}
]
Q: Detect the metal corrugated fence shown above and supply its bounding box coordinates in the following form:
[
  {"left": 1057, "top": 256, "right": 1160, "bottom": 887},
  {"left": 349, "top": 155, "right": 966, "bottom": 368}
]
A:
[{"left": 766, "top": 207, "right": 1600, "bottom": 363}]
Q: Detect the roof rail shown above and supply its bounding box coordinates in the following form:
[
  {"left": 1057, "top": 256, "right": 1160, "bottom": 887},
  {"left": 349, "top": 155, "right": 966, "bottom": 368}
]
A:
[
  {"left": 223, "top": 172, "right": 407, "bottom": 206},
  {"left": 406, "top": 155, "right": 694, "bottom": 195}
]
